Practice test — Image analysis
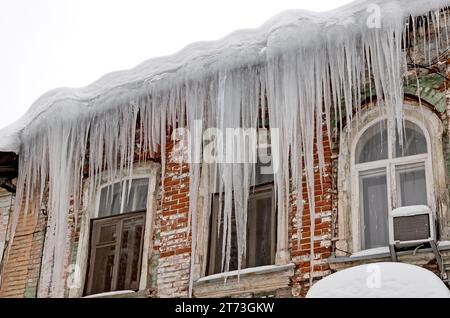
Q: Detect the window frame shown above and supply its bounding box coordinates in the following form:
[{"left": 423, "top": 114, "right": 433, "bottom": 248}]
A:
[
  {"left": 67, "top": 163, "right": 160, "bottom": 298},
  {"left": 206, "top": 183, "right": 277, "bottom": 275},
  {"left": 350, "top": 114, "right": 435, "bottom": 251},
  {"left": 85, "top": 177, "right": 151, "bottom": 296},
  {"left": 191, "top": 129, "right": 294, "bottom": 296},
  {"left": 85, "top": 210, "right": 146, "bottom": 295}
]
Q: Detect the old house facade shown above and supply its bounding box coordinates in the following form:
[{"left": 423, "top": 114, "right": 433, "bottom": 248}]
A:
[{"left": 0, "top": 0, "right": 450, "bottom": 298}]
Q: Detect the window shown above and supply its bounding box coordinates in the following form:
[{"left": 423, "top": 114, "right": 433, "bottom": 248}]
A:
[
  {"left": 207, "top": 184, "right": 276, "bottom": 275},
  {"left": 354, "top": 119, "right": 430, "bottom": 250},
  {"left": 85, "top": 178, "right": 149, "bottom": 295},
  {"left": 207, "top": 143, "right": 276, "bottom": 275}
]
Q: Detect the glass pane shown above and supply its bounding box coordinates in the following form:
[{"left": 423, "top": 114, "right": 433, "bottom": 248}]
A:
[
  {"left": 396, "top": 163, "right": 427, "bottom": 206},
  {"left": 123, "top": 179, "right": 149, "bottom": 213},
  {"left": 211, "top": 197, "right": 239, "bottom": 274},
  {"left": 98, "top": 182, "right": 123, "bottom": 217},
  {"left": 356, "top": 120, "right": 388, "bottom": 164},
  {"left": 90, "top": 245, "right": 116, "bottom": 295},
  {"left": 247, "top": 194, "right": 274, "bottom": 268},
  {"left": 360, "top": 169, "right": 389, "bottom": 249},
  {"left": 98, "top": 224, "right": 117, "bottom": 244},
  {"left": 210, "top": 187, "right": 275, "bottom": 274},
  {"left": 395, "top": 121, "right": 427, "bottom": 157},
  {"left": 116, "top": 217, "right": 144, "bottom": 291}
]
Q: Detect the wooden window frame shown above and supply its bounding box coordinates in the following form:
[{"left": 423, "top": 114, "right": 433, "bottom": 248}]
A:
[
  {"left": 85, "top": 210, "right": 146, "bottom": 296},
  {"left": 84, "top": 177, "right": 151, "bottom": 296},
  {"left": 207, "top": 183, "right": 276, "bottom": 275}
]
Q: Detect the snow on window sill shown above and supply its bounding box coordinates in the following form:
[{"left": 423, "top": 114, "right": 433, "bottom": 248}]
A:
[
  {"left": 197, "top": 263, "right": 295, "bottom": 283},
  {"left": 330, "top": 241, "right": 450, "bottom": 264},
  {"left": 438, "top": 240, "right": 450, "bottom": 248},
  {"left": 83, "top": 290, "right": 149, "bottom": 298},
  {"left": 350, "top": 246, "right": 390, "bottom": 259},
  {"left": 193, "top": 263, "right": 295, "bottom": 297}
]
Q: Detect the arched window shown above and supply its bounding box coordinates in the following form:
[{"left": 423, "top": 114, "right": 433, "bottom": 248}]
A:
[{"left": 353, "top": 119, "right": 431, "bottom": 250}]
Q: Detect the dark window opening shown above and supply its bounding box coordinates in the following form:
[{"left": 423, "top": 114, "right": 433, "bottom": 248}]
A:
[
  {"left": 207, "top": 184, "right": 276, "bottom": 275},
  {"left": 85, "top": 178, "right": 149, "bottom": 296}
]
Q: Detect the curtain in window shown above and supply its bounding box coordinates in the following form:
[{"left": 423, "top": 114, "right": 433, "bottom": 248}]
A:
[{"left": 354, "top": 119, "right": 429, "bottom": 250}]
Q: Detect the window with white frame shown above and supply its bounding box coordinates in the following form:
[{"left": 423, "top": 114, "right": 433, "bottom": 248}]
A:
[
  {"left": 353, "top": 118, "right": 431, "bottom": 250},
  {"left": 85, "top": 178, "right": 149, "bottom": 296}
]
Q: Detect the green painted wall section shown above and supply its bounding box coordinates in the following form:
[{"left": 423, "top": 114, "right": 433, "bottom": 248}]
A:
[{"left": 404, "top": 74, "right": 446, "bottom": 112}]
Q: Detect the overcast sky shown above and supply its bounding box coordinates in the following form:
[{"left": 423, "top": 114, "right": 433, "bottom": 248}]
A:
[{"left": 0, "top": 0, "right": 353, "bottom": 129}]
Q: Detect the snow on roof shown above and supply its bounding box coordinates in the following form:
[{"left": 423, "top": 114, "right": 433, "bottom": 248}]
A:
[
  {"left": 0, "top": 0, "right": 448, "bottom": 154},
  {"left": 306, "top": 262, "right": 450, "bottom": 298}
]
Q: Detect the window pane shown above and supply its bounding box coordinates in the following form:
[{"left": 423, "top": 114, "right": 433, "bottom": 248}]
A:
[
  {"left": 98, "top": 224, "right": 117, "bottom": 244},
  {"left": 116, "top": 216, "right": 144, "bottom": 290},
  {"left": 90, "top": 245, "right": 116, "bottom": 295},
  {"left": 247, "top": 193, "right": 274, "bottom": 268},
  {"left": 209, "top": 186, "right": 275, "bottom": 274},
  {"left": 123, "top": 179, "right": 149, "bottom": 213},
  {"left": 98, "top": 182, "right": 123, "bottom": 217},
  {"left": 396, "top": 163, "right": 427, "bottom": 206},
  {"left": 395, "top": 121, "right": 427, "bottom": 157},
  {"left": 356, "top": 120, "right": 388, "bottom": 164},
  {"left": 360, "top": 169, "right": 389, "bottom": 249},
  {"left": 87, "top": 213, "right": 145, "bottom": 296},
  {"left": 211, "top": 209, "right": 239, "bottom": 274}
]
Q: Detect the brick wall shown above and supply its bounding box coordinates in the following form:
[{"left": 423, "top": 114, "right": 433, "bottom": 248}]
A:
[
  {"left": 156, "top": 140, "right": 191, "bottom": 297},
  {"left": 289, "top": 133, "right": 334, "bottom": 297},
  {"left": 0, "top": 193, "right": 46, "bottom": 298},
  {"left": 0, "top": 189, "right": 12, "bottom": 262}
]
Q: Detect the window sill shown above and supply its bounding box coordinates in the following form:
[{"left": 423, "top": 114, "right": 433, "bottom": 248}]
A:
[
  {"left": 193, "top": 264, "right": 295, "bottom": 298},
  {"left": 83, "top": 289, "right": 150, "bottom": 298},
  {"left": 329, "top": 242, "right": 450, "bottom": 267}
]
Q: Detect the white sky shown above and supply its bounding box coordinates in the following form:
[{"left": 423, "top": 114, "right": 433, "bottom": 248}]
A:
[{"left": 0, "top": 0, "right": 353, "bottom": 129}]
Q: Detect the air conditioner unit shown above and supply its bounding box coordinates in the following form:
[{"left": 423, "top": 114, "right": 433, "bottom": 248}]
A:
[{"left": 389, "top": 205, "right": 435, "bottom": 246}]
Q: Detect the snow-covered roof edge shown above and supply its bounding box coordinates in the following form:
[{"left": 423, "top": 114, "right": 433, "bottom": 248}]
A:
[{"left": 0, "top": 0, "right": 448, "bottom": 154}]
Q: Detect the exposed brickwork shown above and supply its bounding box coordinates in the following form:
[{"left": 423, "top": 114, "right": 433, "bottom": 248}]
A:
[
  {"left": 156, "top": 140, "right": 191, "bottom": 298},
  {"left": 0, "top": 190, "right": 12, "bottom": 256},
  {"left": 0, "top": 199, "right": 46, "bottom": 298},
  {"left": 289, "top": 133, "right": 333, "bottom": 297}
]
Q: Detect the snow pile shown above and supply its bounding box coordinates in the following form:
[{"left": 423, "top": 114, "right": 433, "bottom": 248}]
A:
[
  {"left": 391, "top": 205, "right": 431, "bottom": 217},
  {"left": 307, "top": 262, "right": 450, "bottom": 298},
  {"left": 0, "top": 0, "right": 448, "bottom": 297}
]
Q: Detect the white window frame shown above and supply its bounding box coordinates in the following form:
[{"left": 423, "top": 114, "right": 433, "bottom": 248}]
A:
[
  {"left": 351, "top": 115, "right": 434, "bottom": 251},
  {"left": 337, "top": 103, "right": 449, "bottom": 256},
  {"left": 67, "top": 162, "right": 160, "bottom": 298}
]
